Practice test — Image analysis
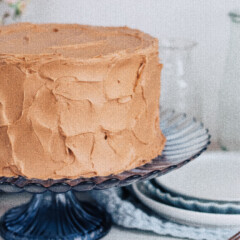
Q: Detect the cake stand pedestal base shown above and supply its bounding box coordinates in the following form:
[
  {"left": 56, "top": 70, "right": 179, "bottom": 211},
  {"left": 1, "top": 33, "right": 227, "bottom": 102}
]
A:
[{"left": 0, "top": 191, "right": 111, "bottom": 240}]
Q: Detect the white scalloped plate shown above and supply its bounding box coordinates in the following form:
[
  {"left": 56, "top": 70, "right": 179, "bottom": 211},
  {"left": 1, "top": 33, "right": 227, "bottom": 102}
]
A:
[
  {"left": 155, "top": 152, "right": 240, "bottom": 202},
  {"left": 142, "top": 181, "right": 240, "bottom": 214},
  {"left": 132, "top": 183, "right": 240, "bottom": 228}
]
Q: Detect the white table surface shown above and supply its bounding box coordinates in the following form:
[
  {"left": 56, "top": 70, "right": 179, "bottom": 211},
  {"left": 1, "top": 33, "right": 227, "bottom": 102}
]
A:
[{"left": 0, "top": 192, "right": 179, "bottom": 240}]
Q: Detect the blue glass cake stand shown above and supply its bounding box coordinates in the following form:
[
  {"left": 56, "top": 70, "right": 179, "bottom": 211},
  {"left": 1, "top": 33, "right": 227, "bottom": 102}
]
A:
[{"left": 0, "top": 109, "right": 210, "bottom": 240}]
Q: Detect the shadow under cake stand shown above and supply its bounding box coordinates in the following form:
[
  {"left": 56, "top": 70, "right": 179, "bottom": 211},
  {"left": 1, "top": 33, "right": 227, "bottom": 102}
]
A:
[{"left": 0, "top": 109, "right": 210, "bottom": 240}]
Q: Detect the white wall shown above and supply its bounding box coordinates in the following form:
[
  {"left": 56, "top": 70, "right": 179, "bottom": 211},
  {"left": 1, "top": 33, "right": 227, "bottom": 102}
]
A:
[{"left": 20, "top": 0, "right": 240, "bottom": 142}]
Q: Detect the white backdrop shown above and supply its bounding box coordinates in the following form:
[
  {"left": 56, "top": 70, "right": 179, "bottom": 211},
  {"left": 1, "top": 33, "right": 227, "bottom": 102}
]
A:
[{"left": 20, "top": 0, "right": 239, "bottom": 142}]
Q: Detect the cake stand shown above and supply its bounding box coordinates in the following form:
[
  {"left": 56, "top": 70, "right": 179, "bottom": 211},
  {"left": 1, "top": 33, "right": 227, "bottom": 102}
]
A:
[{"left": 0, "top": 109, "right": 210, "bottom": 240}]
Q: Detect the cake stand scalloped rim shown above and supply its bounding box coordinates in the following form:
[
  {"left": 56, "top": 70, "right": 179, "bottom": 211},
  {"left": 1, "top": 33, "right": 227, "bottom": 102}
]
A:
[{"left": 0, "top": 148, "right": 208, "bottom": 193}]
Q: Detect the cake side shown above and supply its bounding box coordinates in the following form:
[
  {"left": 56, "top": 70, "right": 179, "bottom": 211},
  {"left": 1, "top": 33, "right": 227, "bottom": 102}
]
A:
[{"left": 0, "top": 23, "right": 166, "bottom": 179}]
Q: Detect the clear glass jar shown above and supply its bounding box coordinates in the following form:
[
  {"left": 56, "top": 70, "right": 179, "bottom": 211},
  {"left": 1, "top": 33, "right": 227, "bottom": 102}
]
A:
[
  {"left": 218, "top": 11, "right": 240, "bottom": 151},
  {"left": 159, "top": 39, "right": 201, "bottom": 120}
]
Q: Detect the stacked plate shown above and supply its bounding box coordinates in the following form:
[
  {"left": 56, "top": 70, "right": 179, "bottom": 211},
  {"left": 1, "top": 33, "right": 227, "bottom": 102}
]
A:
[{"left": 133, "top": 152, "right": 240, "bottom": 228}]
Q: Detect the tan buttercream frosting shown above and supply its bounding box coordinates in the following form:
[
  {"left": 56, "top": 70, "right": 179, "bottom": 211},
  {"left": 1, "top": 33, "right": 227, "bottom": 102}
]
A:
[{"left": 0, "top": 23, "right": 166, "bottom": 179}]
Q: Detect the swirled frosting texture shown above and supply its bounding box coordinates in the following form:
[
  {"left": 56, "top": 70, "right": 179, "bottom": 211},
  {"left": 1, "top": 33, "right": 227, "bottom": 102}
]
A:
[{"left": 0, "top": 23, "right": 165, "bottom": 179}]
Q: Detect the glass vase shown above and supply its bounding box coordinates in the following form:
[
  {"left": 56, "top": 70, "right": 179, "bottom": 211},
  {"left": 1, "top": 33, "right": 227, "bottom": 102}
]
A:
[
  {"left": 159, "top": 39, "right": 201, "bottom": 120},
  {"left": 218, "top": 11, "right": 240, "bottom": 151}
]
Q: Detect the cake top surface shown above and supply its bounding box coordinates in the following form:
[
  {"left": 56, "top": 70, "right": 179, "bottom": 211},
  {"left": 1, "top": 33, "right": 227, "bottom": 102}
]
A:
[{"left": 0, "top": 23, "right": 157, "bottom": 59}]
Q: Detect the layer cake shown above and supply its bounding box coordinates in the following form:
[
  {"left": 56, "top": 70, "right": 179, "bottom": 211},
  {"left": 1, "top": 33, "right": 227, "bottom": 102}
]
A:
[{"left": 0, "top": 23, "right": 165, "bottom": 179}]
